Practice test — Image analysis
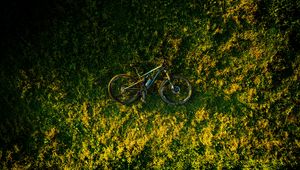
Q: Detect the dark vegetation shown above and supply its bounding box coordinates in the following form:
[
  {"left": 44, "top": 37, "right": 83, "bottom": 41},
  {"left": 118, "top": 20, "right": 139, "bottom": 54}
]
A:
[{"left": 1, "top": 0, "right": 299, "bottom": 169}]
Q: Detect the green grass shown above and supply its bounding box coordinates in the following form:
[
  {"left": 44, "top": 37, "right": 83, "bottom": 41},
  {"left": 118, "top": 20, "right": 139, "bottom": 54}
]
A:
[{"left": 1, "top": 0, "right": 299, "bottom": 169}]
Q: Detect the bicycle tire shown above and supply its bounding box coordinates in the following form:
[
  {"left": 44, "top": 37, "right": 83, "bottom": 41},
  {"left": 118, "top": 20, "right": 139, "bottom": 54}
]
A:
[
  {"left": 159, "top": 75, "right": 192, "bottom": 105},
  {"left": 108, "top": 74, "right": 141, "bottom": 105}
]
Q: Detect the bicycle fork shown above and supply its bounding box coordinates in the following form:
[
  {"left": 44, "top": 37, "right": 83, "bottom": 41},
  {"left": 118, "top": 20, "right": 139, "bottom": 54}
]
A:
[{"left": 164, "top": 70, "right": 175, "bottom": 88}]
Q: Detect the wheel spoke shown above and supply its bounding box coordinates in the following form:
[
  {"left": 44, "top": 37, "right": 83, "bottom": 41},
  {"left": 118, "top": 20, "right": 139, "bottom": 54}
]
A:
[
  {"left": 159, "top": 76, "right": 192, "bottom": 105},
  {"left": 108, "top": 74, "right": 142, "bottom": 105}
]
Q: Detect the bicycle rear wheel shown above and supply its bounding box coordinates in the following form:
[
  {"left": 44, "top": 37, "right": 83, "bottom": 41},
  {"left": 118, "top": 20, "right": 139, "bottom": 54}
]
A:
[
  {"left": 108, "top": 74, "right": 141, "bottom": 105},
  {"left": 159, "top": 75, "right": 192, "bottom": 105}
]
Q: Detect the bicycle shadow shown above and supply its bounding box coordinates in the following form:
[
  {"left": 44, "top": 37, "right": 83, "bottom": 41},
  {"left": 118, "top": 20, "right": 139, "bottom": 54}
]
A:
[{"left": 139, "top": 87, "right": 248, "bottom": 120}]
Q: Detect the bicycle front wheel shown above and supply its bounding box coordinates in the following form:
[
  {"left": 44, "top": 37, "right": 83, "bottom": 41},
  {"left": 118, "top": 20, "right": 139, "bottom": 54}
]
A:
[
  {"left": 159, "top": 75, "right": 192, "bottom": 105},
  {"left": 108, "top": 74, "right": 141, "bottom": 105}
]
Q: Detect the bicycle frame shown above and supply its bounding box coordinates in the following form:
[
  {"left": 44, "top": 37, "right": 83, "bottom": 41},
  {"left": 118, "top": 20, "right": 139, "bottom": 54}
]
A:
[
  {"left": 140, "top": 64, "right": 165, "bottom": 89},
  {"left": 123, "top": 64, "right": 167, "bottom": 91}
]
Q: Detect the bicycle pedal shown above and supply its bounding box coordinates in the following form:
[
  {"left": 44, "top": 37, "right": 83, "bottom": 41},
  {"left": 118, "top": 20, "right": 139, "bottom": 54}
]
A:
[
  {"left": 141, "top": 97, "right": 146, "bottom": 103},
  {"left": 141, "top": 91, "right": 146, "bottom": 103}
]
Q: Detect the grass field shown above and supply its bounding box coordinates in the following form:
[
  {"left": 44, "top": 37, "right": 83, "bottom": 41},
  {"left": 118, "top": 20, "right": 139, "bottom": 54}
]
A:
[{"left": 1, "top": 0, "right": 299, "bottom": 169}]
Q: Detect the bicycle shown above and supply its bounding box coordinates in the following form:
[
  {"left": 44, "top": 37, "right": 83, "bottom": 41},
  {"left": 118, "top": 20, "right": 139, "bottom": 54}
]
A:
[{"left": 108, "top": 61, "right": 192, "bottom": 105}]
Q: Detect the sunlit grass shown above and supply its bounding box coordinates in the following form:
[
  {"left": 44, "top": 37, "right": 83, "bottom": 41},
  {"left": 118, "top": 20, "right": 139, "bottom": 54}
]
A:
[{"left": 0, "top": 0, "right": 299, "bottom": 169}]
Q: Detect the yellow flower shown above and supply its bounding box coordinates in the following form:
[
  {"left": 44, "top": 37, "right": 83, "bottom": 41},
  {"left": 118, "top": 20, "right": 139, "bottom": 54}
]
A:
[
  {"left": 45, "top": 128, "right": 58, "bottom": 140},
  {"left": 195, "top": 108, "right": 209, "bottom": 123},
  {"left": 229, "top": 138, "right": 239, "bottom": 151},
  {"left": 224, "top": 83, "right": 240, "bottom": 95}
]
